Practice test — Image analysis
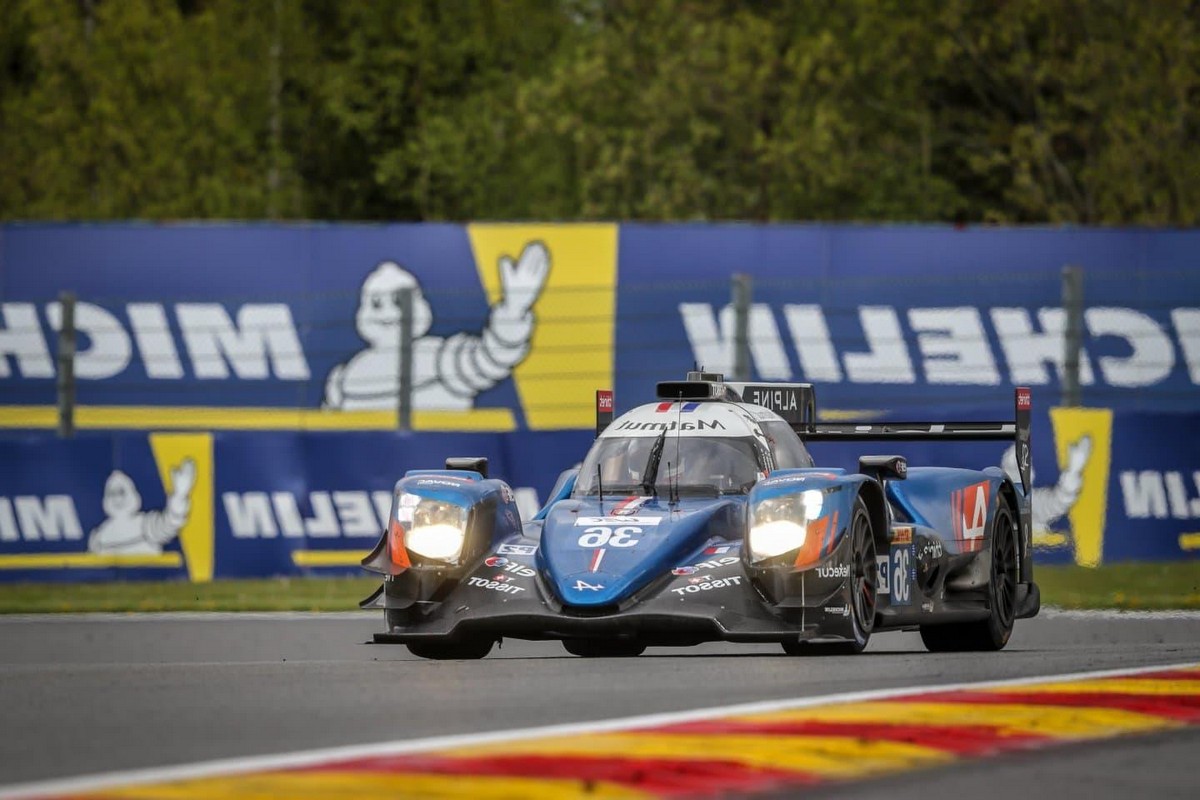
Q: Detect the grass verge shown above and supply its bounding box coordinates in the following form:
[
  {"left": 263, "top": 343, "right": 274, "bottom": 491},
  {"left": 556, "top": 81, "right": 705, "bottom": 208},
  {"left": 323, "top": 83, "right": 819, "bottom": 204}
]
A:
[
  {"left": 1036, "top": 562, "right": 1200, "bottom": 611},
  {"left": 0, "top": 576, "right": 380, "bottom": 613},
  {"left": 0, "top": 563, "right": 1195, "bottom": 613}
]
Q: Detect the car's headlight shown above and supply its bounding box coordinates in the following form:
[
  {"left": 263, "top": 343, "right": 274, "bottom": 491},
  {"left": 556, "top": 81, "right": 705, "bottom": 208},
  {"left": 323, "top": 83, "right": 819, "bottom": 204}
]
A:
[
  {"left": 396, "top": 493, "right": 469, "bottom": 563},
  {"left": 748, "top": 489, "right": 824, "bottom": 562}
]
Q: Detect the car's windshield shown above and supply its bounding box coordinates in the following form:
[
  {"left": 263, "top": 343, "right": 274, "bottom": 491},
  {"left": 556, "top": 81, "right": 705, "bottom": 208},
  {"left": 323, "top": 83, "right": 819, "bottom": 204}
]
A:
[{"left": 573, "top": 435, "right": 764, "bottom": 497}]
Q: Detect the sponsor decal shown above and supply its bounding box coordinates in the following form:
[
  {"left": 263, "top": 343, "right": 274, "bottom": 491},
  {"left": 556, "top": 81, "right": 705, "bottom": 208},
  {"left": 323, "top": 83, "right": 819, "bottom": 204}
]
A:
[
  {"left": 574, "top": 516, "right": 661, "bottom": 526},
  {"left": 614, "top": 419, "right": 726, "bottom": 433},
  {"left": 413, "top": 478, "right": 472, "bottom": 488},
  {"left": 891, "top": 526, "right": 913, "bottom": 545},
  {"left": 687, "top": 574, "right": 714, "bottom": 584},
  {"left": 588, "top": 548, "right": 606, "bottom": 573},
  {"left": 815, "top": 563, "right": 850, "bottom": 579},
  {"left": 951, "top": 481, "right": 990, "bottom": 552},
  {"left": 704, "top": 545, "right": 733, "bottom": 555},
  {"left": 656, "top": 402, "right": 700, "bottom": 413},
  {"left": 610, "top": 496, "right": 648, "bottom": 516},
  {"left": 597, "top": 391, "right": 614, "bottom": 413},
  {"left": 918, "top": 539, "right": 944, "bottom": 561},
  {"left": 467, "top": 576, "right": 525, "bottom": 594},
  {"left": 823, "top": 605, "right": 851, "bottom": 617},
  {"left": 740, "top": 386, "right": 802, "bottom": 412},
  {"left": 483, "top": 557, "right": 535, "bottom": 578},
  {"left": 671, "top": 575, "right": 743, "bottom": 595},
  {"left": 671, "top": 566, "right": 698, "bottom": 576},
  {"left": 690, "top": 555, "right": 740, "bottom": 570},
  {"left": 1017, "top": 387, "right": 1032, "bottom": 411},
  {"left": 876, "top": 555, "right": 890, "bottom": 596},
  {"left": 921, "top": 601, "right": 935, "bottom": 612},
  {"left": 497, "top": 543, "right": 537, "bottom": 556}
]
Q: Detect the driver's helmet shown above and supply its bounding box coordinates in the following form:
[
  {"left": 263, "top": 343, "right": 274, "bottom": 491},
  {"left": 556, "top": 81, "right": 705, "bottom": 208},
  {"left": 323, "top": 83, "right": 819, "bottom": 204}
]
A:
[
  {"left": 599, "top": 437, "right": 653, "bottom": 485},
  {"left": 671, "top": 440, "right": 728, "bottom": 483}
]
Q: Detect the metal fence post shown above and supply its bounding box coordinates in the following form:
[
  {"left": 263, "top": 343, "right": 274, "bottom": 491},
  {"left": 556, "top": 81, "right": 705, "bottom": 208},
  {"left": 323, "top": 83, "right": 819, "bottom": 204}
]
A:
[
  {"left": 56, "top": 291, "right": 76, "bottom": 438},
  {"left": 1062, "top": 265, "right": 1084, "bottom": 407},
  {"left": 732, "top": 273, "right": 752, "bottom": 381},
  {"left": 398, "top": 287, "right": 414, "bottom": 431}
]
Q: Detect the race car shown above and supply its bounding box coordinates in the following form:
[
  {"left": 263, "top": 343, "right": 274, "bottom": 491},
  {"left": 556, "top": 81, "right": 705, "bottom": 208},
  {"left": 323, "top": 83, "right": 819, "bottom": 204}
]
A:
[{"left": 361, "top": 371, "right": 1040, "bottom": 659}]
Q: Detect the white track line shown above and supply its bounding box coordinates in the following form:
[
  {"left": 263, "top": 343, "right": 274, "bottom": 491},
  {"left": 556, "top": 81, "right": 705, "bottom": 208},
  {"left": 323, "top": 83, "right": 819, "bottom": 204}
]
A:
[{"left": 1, "top": 659, "right": 1197, "bottom": 800}]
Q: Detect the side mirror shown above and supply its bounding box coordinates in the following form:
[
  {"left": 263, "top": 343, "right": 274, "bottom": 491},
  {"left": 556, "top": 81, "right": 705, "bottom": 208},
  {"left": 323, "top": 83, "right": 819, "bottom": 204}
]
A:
[{"left": 859, "top": 455, "right": 907, "bottom": 482}]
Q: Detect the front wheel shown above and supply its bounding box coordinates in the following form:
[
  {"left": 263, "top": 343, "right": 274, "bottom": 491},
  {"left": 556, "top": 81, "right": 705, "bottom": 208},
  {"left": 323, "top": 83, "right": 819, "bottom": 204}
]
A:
[
  {"left": 407, "top": 639, "right": 494, "bottom": 660},
  {"left": 782, "top": 496, "right": 877, "bottom": 656},
  {"left": 920, "top": 497, "right": 1018, "bottom": 652},
  {"left": 562, "top": 639, "right": 646, "bottom": 657}
]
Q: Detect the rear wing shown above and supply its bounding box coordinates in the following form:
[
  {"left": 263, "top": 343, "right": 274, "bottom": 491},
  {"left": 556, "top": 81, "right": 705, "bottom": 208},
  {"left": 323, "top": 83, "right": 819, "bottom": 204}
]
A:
[{"left": 732, "top": 382, "right": 1032, "bottom": 498}]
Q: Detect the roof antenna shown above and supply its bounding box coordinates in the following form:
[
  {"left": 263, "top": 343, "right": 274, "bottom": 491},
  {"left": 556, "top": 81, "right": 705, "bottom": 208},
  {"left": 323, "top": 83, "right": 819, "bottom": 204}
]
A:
[{"left": 670, "top": 391, "right": 683, "bottom": 506}]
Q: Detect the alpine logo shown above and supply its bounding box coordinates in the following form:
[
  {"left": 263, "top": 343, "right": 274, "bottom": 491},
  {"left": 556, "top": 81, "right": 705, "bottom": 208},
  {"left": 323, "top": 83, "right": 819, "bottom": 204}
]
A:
[{"left": 952, "top": 480, "right": 990, "bottom": 552}]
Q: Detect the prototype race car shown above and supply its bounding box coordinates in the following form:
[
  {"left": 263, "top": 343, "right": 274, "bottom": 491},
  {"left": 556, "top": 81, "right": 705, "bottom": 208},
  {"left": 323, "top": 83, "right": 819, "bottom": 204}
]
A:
[{"left": 361, "top": 372, "right": 1040, "bottom": 659}]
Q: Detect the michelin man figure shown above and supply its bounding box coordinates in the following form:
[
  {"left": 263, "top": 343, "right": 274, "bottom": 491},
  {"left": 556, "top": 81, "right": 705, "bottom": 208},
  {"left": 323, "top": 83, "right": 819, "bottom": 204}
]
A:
[
  {"left": 324, "top": 241, "right": 551, "bottom": 411},
  {"left": 88, "top": 459, "right": 196, "bottom": 555},
  {"left": 1002, "top": 435, "right": 1092, "bottom": 538}
]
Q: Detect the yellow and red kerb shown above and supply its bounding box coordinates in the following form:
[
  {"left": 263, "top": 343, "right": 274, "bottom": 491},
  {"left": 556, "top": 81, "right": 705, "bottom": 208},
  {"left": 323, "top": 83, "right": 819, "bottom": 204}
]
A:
[{"left": 43, "top": 664, "right": 1200, "bottom": 799}]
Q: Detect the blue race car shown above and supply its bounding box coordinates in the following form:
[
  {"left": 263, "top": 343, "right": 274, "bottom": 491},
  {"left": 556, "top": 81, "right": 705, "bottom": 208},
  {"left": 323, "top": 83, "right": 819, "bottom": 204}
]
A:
[{"left": 361, "top": 372, "right": 1040, "bottom": 659}]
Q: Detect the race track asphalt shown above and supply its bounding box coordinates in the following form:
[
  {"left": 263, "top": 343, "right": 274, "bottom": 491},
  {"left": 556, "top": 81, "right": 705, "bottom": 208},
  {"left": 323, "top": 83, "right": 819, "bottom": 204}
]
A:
[{"left": 1, "top": 610, "right": 1199, "bottom": 797}]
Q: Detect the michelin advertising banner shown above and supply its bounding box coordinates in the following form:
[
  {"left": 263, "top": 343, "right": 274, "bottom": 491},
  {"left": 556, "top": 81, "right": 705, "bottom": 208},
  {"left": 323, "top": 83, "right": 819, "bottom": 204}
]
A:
[
  {"left": 2, "top": 223, "right": 1198, "bottom": 428},
  {"left": 1, "top": 223, "right": 1197, "bottom": 579},
  {"left": 1, "top": 406, "right": 1196, "bottom": 582}
]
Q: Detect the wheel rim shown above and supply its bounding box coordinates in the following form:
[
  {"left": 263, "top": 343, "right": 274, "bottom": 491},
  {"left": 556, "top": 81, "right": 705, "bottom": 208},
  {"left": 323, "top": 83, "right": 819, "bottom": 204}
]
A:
[
  {"left": 993, "top": 507, "right": 1018, "bottom": 628},
  {"left": 851, "top": 510, "right": 877, "bottom": 632}
]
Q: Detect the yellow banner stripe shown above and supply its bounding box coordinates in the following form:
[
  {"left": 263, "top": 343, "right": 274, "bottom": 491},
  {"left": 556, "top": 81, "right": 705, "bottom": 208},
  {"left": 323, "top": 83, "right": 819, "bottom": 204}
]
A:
[
  {"left": 291, "top": 550, "right": 367, "bottom": 568},
  {"left": 0, "top": 553, "right": 182, "bottom": 569},
  {"left": 0, "top": 405, "right": 515, "bottom": 432},
  {"left": 742, "top": 700, "right": 1179, "bottom": 739},
  {"left": 450, "top": 732, "right": 952, "bottom": 778},
  {"left": 87, "top": 770, "right": 650, "bottom": 800}
]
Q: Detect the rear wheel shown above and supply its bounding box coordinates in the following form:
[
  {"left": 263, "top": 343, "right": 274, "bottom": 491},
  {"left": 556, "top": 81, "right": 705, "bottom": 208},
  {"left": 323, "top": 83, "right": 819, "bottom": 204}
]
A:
[
  {"left": 562, "top": 639, "right": 646, "bottom": 658},
  {"left": 407, "top": 640, "right": 494, "bottom": 660},
  {"left": 920, "top": 498, "right": 1018, "bottom": 652},
  {"left": 782, "top": 496, "right": 877, "bottom": 656}
]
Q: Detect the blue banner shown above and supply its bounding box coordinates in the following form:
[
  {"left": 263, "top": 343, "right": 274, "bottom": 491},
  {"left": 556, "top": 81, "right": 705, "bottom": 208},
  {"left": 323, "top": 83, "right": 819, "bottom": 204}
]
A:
[
  {"left": 2, "top": 223, "right": 1198, "bottom": 432},
  {"left": 1, "top": 407, "right": 1195, "bottom": 582}
]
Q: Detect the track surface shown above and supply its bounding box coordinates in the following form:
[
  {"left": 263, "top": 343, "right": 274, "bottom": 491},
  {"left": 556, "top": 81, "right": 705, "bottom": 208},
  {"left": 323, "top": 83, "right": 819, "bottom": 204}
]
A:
[{"left": 1, "top": 611, "right": 1199, "bottom": 797}]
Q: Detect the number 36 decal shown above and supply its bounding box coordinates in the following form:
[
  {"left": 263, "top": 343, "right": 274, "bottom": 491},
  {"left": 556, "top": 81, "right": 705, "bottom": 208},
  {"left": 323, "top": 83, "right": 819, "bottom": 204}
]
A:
[{"left": 578, "top": 526, "right": 642, "bottom": 548}]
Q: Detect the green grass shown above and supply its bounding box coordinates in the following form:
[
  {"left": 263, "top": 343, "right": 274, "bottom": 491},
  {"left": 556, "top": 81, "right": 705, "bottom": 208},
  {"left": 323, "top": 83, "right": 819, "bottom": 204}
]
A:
[
  {"left": 1036, "top": 562, "right": 1200, "bottom": 611},
  {"left": 0, "top": 576, "right": 380, "bottom": 613},
  {"left": 0, "top": 563, "right": 1196, "bottom": 613}
]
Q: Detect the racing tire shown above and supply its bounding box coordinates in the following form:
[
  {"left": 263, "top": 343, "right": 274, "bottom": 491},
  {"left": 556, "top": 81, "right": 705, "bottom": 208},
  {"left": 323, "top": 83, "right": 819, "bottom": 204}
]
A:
[
  {"left": 920, "top": 496, "right": 1019, "bottom": 653},
  {"left": 562, "top": 639, "right": 646, "bottom": 658},
  {"left": 782, "top": 496, "right": 877, "bottom": 656},
  {"left": 406, "top": 639, "right": 494, "bottom": 660}
]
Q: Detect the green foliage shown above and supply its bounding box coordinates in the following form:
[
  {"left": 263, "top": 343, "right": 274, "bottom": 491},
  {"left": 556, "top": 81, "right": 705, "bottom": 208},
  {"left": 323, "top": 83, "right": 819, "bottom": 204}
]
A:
[{"left": 1, "top": 0, "right": 1197, "bottom": 223}]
